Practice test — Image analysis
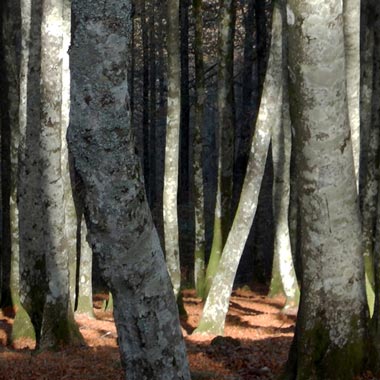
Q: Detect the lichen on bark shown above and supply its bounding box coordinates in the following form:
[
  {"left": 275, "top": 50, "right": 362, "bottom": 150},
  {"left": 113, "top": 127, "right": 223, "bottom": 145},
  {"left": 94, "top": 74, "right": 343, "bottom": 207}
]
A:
[{"left": 69, "top": 1, "right": 190, "bottom": 378}]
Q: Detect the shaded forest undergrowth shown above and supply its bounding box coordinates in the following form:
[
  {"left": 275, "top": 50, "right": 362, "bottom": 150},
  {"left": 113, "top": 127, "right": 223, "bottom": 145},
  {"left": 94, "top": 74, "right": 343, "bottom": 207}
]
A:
[{"left": 0, "top": 288, "right": 305, "bottom": 379}]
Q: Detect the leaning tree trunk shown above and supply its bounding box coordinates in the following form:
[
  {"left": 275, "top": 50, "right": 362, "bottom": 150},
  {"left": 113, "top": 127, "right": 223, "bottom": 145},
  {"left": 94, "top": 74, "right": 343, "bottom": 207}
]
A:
[
  {"left": 194, "top": 3, "right": 283, "bottom": 335},
  {"left": 163, "top": 0, "right": 182, "bottom": 298},
  {"left": 204, "top": 0, "right": 236, "bottom": 298},
  {"left": 69, "top": 1, "right": 190, "bottom": 378},
  {"left": 285, "top": 0, "right": 368, "bottom": 378}
]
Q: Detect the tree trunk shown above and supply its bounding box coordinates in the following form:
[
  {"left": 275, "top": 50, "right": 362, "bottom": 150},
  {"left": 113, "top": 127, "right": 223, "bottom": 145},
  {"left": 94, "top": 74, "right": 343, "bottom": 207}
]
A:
[
  {"left": 360, "top": 0, "right": 377, "bottom": 315},
  {"left": 38, "top": 0, "right": 82, "bottom": 349},
  {"left": 10, "top": 0, "right": 35, "bottom": 343},
  {"left": 205, "top": 0, "right": 236, "bottom": 298},
  {"left": 141, "top": 0, "right": 150, "bottom": 200},
  {"left": 343, "top": 0, "right": 360, "bottom": 185},
  {"left": 163, "top": 0, "right": 182, "bottom": 298},
  {"left": 192, "top": 0, "right": 206, "bottom": 298},
  {"left": 148, "top": 0, "right": 157, "bottom": 208},
  {"left": 75, "top": 218, "right": 95, "bottom": 318},
  {"left": 69, "top": 1, "right": 190, "bottom": 378},
  {"left": 61, "top": 0, "right": 77, "bottom": 311},
  {"left": 285, "top": 0, "right": 368, "bottom": 378},
  {"left": 18, "top": 0, "right": 46, "bottom": 344},
  {"left": 233, "top": 0, "right": 256, "bottom": 211},
  {"left": 194, "top": 3, "right": 283, "bottom": 335},
  {"left": 269, "top": 86, "right": 299, "bottom": 311},
  {"left": 0, "top": 0, "right": 20, "bottom": 309}
]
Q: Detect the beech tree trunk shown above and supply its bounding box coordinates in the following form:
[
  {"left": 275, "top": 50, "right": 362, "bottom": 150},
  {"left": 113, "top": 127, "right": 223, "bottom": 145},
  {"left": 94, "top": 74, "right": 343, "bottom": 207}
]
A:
[
  {"left": 192, "top": 0, "right": 206, "bottom": 297},
  {"left": 194, "top": 3, "right": 283, "bottom": 335},
  {"left": 205, "top": 0, "right": 236, "bottom": 298},
  {"left": 163, "top": 0, "right": 182, "bottom": 297},
  {"left": 69, "top": 1, "right": 190, "bottom": 378},
  {"left": 285, "top": 0, "right": 368, "bottom": 378}
]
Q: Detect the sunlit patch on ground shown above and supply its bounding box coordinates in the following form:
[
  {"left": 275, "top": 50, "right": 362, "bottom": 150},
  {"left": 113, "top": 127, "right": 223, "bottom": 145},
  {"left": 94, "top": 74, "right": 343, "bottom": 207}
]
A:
[{"left": 0, "top": 287, "right": 296, "bottom": 380}]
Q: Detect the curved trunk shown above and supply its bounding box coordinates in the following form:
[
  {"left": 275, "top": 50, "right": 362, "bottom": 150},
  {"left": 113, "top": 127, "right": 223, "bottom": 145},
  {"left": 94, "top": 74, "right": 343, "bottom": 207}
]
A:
[
  {"left": 69, "top": 1, "right": 190, "bottom": 377},
  {"left": 205, "top": 0, "right": 236, "bottom": 298},
  {"left": 194, "top": 3, "right": 283, "bottom": 335}
]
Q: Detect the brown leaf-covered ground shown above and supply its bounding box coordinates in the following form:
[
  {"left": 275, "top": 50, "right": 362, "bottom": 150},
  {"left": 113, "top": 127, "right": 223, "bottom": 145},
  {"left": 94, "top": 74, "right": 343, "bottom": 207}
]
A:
[{"left": 4, "top": 286, "right": 371, "bottom": 380}]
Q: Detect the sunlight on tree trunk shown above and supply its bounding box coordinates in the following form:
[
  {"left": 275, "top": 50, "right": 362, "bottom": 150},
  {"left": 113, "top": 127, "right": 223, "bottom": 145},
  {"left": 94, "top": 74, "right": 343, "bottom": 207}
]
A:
[
  {"left": 194, "top": 3, "right": 283, "bottom": 335},
  {"left": 285, "top": 0, "right": 368, "bottom": 378},
  {"left": 269, "top": 89, "right": 299, "bottom": 311},
  {"left": 69, "top": 1, "right": 191, "bottom": 377},
  {"left": 163, "top": 0, "right": 182, "bottom": 298}
]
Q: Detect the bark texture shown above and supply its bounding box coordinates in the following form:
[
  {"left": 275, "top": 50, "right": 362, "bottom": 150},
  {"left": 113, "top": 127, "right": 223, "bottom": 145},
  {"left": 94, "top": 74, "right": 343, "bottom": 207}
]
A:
[
  {"left": 286, "top": 0, "right": 368, "bottom": 378},
  {"left": 269, "top": 88, "right": 299, "bottom": 309},
  {"left": 39, "top": 0, "right": 81, "bottom": 349},
  {"left": 194, "top": 3, "right": 283, "bottom": 335},
  {"left": 69, "top": 1, "right": 190, "bottom": 378},
  {"left": 343, "top": 0, "right": 360, "bottom": 185},
  {"left": 163, "top": 0, "right": 182, "bottom": 297}
]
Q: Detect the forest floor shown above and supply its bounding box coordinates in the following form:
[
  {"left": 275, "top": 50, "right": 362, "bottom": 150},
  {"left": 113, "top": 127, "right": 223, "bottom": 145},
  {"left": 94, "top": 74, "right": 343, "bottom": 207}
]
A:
[{"left": 0, "top": 287, "right": 374, "bottom": 379}]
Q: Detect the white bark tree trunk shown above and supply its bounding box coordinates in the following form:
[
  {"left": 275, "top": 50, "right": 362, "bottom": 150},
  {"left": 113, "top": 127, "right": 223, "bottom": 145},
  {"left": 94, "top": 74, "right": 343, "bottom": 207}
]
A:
[
  {"left": 285, "top": 0, "right": 368, "bottom": 378},
  {"left": 270, "top": 87, "right": 299, "bottom": 311},
  {"left": 163, "top": 0, "right": 181, "bottom": 298},
  {"left": 39, "top": 0, "right": 81, "bottom": 349},
  {"left": 194, "top": 3, "right": 283, "bottom": 335},
  {"left": 204, "top": 0, "right": 236, "bottom": 298},
  {"left": 69, "top": 1, "right": 190, "bottom": 378},
  {"left": 343, "top": 0, "right": 360, "bottom": 186}
]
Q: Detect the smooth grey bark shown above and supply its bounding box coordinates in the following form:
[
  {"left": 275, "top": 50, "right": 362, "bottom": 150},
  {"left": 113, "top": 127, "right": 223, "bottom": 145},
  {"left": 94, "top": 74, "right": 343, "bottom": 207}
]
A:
[
  {"left": 285, "top": 0, "right": 368, "bottom": 378},
  {"left": 192, "top": 0, "right": 206, "bottom": 297},
  {"left": 163, "top": 0, "right": 182, "bottom": 298},
  {"left": 38, "top": 0, "right": 81, "bottom": 349},
  {"left": 19, "top": 0, "right": 81, "bottom": 348},
  {"left": 343, "top": 0, "right": 360, "bottom": 185},
  {"left": 69, "top": 1, "right": 190, "bottom": 378},
  {"left": 269, "top": 89, "right": 299, "bottom": 310},
  {"left": 194, "top": 3, "right": 283, "bottom": 335},
  {"left": 18, "top": 0, "right": 46, "bottom": 344},
  {"left": 61, "top": 0, "right": 77, "bottom": 311}
]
